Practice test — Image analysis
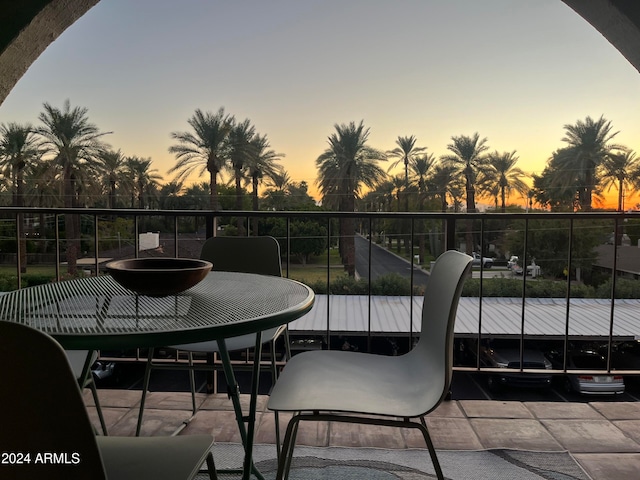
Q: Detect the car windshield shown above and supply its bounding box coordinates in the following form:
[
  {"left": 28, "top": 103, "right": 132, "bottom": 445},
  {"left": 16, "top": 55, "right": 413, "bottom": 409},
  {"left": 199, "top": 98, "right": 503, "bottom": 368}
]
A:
[{"left": 572, "top": 353, "right": 605, "bottom": 369}]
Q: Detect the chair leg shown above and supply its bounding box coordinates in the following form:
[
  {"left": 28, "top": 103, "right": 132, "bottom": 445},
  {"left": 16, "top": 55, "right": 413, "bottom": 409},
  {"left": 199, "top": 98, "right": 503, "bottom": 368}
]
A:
[
  {"left": 187, "top": 352, "right": 197, "bottom": 415},
  {"left": 136, "top": 347, "right": 155, "bottom": 436},
  {"left": 276, "top": 414, "right": 301, "bottom": 480},
  {"left": 418, "top": 416, "right": 444, "bottom": 480},
  {"left": 283, "top": 328, "right": 292, "bottom": 362},
  {"left": 205, "top": 451, "right": 218, "bottom": 480},
  {"left": 88, "top": 379, "right": 108, "bottom": 436}
]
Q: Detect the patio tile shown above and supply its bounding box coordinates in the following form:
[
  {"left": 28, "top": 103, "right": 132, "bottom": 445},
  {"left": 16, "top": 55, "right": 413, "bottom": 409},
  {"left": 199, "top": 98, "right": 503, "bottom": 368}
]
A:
[
  {"left": 428, "top": 400, "right": 466, "bottom": 418},
  {"left": 85, "top": 389, "right": 143, "bottom": 408},
  {"left": 470, "top": 419, "right": 564, "bottom": 451},
  {"left": 200, "top": 393, "right": 268, "bottom": 412},
  {"left": 524, "top": 402, "right": 604, "bottom": 420},
  {"left": 405, "top": 417, "right": 482, "bottom": 450},
  {"left": 590, "top": 402, "right": 640, "bottom": 420},
  {"left": 138, "top": 391, "right": 207, "bottom": 410},
  {"left": 612, "top": 420, "right": 640, "bottom": 444},
  {"left": 329, "top": 420, "right": 405, "bottom": 449},
  {"left": 460, "top": 400, "right": 534, "bottom": 419},
  {"left": 573, "top": 453, "right": 640, "bottom": 480},
  {"left": 254, "top": 411, "right": 280, "bottom": 445},
  {"left": 181, "top": 410, "right": 243, "bottom": 443},
  {"left": 86, "top": 406, "right": 129, "bottom": 433},
  {"left": 111, "top": 408, "right": 191, "bottom": 437},
  {"left": 541, "top": 419, "right": 640, "bottom": 453}
]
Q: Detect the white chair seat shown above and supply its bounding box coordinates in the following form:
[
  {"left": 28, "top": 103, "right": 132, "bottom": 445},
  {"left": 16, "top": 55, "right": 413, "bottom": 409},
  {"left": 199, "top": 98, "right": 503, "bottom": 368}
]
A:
[{"left": 268, "top": 348, "right": 443, "bottom": 418}]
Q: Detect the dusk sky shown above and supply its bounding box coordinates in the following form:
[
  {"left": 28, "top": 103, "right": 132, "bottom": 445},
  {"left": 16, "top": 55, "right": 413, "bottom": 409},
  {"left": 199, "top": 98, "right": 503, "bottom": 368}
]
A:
[{"left": 1, "top": 0, "right": 639, "bottom": 207}]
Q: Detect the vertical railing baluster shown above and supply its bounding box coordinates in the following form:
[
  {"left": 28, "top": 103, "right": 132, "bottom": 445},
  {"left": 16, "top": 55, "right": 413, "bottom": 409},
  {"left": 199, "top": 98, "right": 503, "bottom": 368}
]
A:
[
  {"left": 94, "top": 214, "right": 99, "bottom": 276},
  {"left": 286, "top": 216, "right": 291, "bottom": 278},
  {"left": 55, "top": 213, "right": 61, "bottom": 282},
  {"left": 15, "top": 211, "right": 21, "bottom": 288},
  {"left": 607, "top": 216, "right": 620, "bottom": 372},
  {"left": 563, "top": 218, "right": 574, "bottom": 372},
  {"left": 134, "top": 215, "right": 140, "bottom": 257},
  {"left": 519, "top": 218, "right": 529, "bottom": 373},
  {"left": 326, "top": 216, "right": 331, "bottom": 350},
  {"left": 174, "top": 216, "right": 179, "bottom": 257},
  {"left": 409, "top": 217, "right": 415, "bottom": 347},
  {"left": 367, "top": 217, "right": 372, "bottom": 352}
]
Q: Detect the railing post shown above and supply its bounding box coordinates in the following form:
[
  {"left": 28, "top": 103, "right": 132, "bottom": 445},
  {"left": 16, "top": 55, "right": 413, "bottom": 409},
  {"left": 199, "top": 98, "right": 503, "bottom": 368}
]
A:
[{"left": 445, "top": 217, "right": 456, "bottom": 251}]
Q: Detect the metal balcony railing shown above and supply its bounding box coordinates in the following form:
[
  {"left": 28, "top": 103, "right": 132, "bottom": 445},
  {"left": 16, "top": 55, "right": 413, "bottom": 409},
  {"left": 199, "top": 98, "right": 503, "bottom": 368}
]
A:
[{"left": 1, "top": 206, "right": 639, "bottom": 379}]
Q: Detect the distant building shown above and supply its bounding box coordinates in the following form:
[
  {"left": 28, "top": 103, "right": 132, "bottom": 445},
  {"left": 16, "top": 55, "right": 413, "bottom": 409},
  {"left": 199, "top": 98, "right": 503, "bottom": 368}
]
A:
[{"left": 593, "top": 245, "right": 640, "bottom": 280}]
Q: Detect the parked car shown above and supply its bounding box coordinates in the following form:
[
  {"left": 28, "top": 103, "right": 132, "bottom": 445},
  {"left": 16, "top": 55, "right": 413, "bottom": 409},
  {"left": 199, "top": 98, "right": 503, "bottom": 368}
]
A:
[
  {"left": 607, "top": 341, "right": 640, "bottom": 386},
  {"left": 507, "top": 256, "right": 519, "bottom": 269},
  {"left": 479, "top": 339, "right": 552, "bottom": 390},
  {"left": 549, "top": 349, "right": 625, "bottom": 395},
  {"left": 92, "top": 360, "right": 115, "bottom": 380},
  {"left": 471, "top": 252, "right": 493, "bottom": 269}
]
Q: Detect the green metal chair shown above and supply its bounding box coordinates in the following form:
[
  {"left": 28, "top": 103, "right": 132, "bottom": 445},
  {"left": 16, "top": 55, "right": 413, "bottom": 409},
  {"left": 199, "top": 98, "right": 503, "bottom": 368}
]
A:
[
  {"left": 267, "top": 250, "right": 473, "bottom": 480},
  {"left": 137, "top": 236, "right": 290, "bottom": 453},
  {"left": 0, "top": 320, "right": 217, "bottom": 480}
]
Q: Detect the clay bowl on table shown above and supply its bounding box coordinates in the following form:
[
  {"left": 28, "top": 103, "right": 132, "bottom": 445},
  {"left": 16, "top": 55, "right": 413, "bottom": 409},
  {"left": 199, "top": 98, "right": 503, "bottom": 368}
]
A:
[{"left": 105, "top": 258, "right": 212, "bottom": 297}]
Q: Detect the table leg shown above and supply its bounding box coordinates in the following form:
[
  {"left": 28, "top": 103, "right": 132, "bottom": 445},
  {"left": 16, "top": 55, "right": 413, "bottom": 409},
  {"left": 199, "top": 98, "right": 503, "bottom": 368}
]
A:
[{"left": 217, "top": 334, "right": 266, "bottom": 480}]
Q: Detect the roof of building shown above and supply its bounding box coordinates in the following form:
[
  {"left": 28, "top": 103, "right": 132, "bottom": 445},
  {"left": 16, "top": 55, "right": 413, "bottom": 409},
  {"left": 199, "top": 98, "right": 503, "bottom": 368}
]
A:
[
  {"left": 594, "top": 244, "right": 640, "bottom": 275},
  {"left": 289, "top": 295, "right": 640, "bottom": 341}
]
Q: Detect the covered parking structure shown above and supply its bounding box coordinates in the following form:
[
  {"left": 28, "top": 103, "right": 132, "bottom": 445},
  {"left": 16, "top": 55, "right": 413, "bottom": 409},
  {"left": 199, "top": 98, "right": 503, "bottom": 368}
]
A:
[{"left": 290, "top": 295, "right": 640, "bottom": 343}]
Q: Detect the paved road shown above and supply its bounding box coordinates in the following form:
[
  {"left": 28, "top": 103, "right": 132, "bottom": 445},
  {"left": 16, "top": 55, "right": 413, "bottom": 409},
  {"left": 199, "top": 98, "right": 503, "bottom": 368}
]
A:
[{"left": 354, "top": 235, "right": 430, "bottom": 288}]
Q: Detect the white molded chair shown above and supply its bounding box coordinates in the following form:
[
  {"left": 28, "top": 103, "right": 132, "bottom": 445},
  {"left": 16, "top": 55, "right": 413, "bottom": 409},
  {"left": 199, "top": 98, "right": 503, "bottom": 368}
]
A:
[
  {"left": 267, "top": 250, "right": 473, "bottom": 480},
  {"left": 137, "top": 235, "right": 289, "bottom": 443},
  {"left": 0, "top": 321, "right": 217, "bottom": 480}
]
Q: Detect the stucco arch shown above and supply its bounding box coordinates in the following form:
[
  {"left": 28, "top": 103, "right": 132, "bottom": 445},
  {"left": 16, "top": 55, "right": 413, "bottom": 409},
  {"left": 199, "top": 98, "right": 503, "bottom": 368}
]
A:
[{"left": 0, "top": 0, "right": 639, "bottom": 107}]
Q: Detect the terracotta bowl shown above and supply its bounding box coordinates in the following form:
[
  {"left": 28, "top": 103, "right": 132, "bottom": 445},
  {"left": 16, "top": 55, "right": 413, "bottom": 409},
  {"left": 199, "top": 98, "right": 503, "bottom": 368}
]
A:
[{"left": 105, "top": 258, "right": 212, "bottom": 296}]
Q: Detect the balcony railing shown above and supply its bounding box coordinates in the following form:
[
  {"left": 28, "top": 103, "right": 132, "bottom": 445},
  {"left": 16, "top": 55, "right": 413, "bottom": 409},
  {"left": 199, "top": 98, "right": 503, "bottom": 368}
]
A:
[{"left": 1, "top": 206, "right": 639, "bottom": 379}]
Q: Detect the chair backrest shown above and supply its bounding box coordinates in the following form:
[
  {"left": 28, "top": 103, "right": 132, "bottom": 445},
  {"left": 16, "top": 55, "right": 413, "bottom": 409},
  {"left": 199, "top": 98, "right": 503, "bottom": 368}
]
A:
[
  {"left": 200, "top": 235, "right": 282, "bottom": 277},
  {"left": 411, "top": 250, "right": 472, "bottom": 411},
  {"left": 0, "top": 321, "right": 106, "bottom": 480}
]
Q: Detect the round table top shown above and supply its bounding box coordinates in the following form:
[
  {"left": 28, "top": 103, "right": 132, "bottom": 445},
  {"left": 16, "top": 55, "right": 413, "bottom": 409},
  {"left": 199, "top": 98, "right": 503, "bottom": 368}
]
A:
[{"left": 0, "top": 271, "right": 315, "bottom": 350}]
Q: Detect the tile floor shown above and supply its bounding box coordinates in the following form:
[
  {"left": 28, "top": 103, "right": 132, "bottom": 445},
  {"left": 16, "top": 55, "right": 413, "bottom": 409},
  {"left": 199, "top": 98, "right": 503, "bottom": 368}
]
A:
[{"left": 84, "top": 389, "right": 640, "bottom": 480}]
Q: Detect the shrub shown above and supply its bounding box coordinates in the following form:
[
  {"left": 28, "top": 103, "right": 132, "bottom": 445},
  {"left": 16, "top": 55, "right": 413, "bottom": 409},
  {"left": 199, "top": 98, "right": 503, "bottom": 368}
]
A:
[
  {"left": 596, "top": 278, "right": 640, "bottom": 299},
  {"left": 462, "top": 278, "right": 596, "bottom": 298}
]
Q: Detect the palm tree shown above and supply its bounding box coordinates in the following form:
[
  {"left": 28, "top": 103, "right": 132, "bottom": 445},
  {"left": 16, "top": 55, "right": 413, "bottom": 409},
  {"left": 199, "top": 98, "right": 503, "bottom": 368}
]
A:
[
  {"left": 168, "top": 107, "right": 233, "bottom": 211},
  {"left": 126, "top": 156, "right": 162, "bottom": 209},
  {"left": 263, "top": 166, "right": 292, "bottom": 211},
  {"left": 600, "top": 148, "right": 639, "bottom": 211},
  {"left": 316, "top": 121, "right": 386, "bottom": 276},
  {"left": 0, "top": 122, "right": 40, "bottom": 272},
  {"left": 552, "top": 115, "right": 622, "bottom": 211},
  {"left": 441, "top": 133, "right": 489, "bottom": 213},
  {"left": 441, "top": 133, "right": 489, "bottom": 254},
  {"left": 37, "top": 100, "right": 110, "bottom": 274},
  {"left": 246, "top": 134, "right": 283, "bottom": 234},
  {"left": 0, "top": 123, "right": 39, "bottom": 206},
  {"left": 391, "top": 175, "right": 405, "bottom": 212},
  {"left": 408, "top": 153, "right": 436, "bottom": 210},
  {"left": 227, "top": 118, "right": 256, "bottom": 233},
  {"left": 97, "top": 149, "right": 128, "bottom": 209},
  {"left": 387, "top": 135, "right": 426, "bottom": 211},
  {"left": 481, "top": 150, "right": 530, "bottom": 212},
  {"left": 427, "top": 163, "right": 460, "bottom": 255}
]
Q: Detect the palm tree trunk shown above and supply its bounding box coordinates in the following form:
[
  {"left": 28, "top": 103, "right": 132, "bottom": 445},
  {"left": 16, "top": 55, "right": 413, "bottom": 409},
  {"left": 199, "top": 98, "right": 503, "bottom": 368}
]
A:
[
  {"left": 344, "top": 195, "right": 356, "bottom": 277},
  {"left": 251, "top": 176, "right": 259, "bottom": 236},
  {"left": 235, "top": 168, "right": 245, "bottom": 235},
  {"left": 64, "top": 168, "right": 78, "bottom": 275}
]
